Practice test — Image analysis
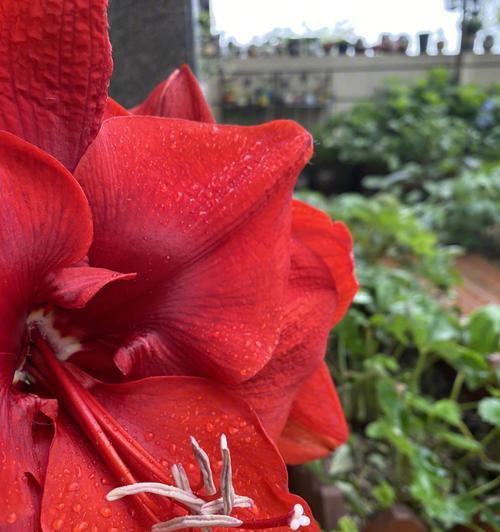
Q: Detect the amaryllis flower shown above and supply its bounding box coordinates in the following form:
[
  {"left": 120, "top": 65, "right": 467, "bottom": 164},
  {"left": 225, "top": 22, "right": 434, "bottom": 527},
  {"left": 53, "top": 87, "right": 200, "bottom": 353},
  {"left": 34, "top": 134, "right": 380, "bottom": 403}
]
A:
[
  {"left": 106, "top": 65, "right": 359, "bottom": 463},
  {"left": 0, "top": 1, "right": 321, "bottom": 530}
]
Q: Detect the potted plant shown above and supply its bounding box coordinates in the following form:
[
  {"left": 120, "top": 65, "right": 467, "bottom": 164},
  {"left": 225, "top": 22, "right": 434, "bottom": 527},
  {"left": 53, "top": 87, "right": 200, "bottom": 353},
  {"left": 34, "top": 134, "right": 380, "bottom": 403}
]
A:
[
  {"left": 336, "top": 38, "right": 350, "bottom": 55},
  {"left": 322, "top": 40, "right": 335, "bottom": 56},
  {"left": 354, "top": 38, "right": 366, "bottom": 55},
  {"left": 396, "top": 35, "right": 410, "bottom": 54},
  {"left": 483, "top": 34, "right": 494, "bottom": 53},
  {"left": 462, "top": 15, "right": 481, "bottom": 51}
]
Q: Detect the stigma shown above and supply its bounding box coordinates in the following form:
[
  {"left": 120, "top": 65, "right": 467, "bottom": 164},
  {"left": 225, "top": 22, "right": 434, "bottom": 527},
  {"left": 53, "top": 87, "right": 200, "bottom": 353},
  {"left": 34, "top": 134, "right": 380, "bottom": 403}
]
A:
[{"left": 107, "top": 434, "right": 311, "bottom": 531}]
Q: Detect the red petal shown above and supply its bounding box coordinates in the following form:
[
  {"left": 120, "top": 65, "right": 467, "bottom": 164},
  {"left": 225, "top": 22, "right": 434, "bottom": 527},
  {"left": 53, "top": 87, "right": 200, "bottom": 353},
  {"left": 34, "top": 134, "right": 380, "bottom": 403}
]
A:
[
  {"left": 278, "top": 363, "right": 349, "bottom": 464},
  {"left": 230, "top": 203, "right": 353, "bottom": 452},
  {"left": 0, "top": 0, "right": 112, "bottom": 170},
  {"left": 232, "top": 232, "right": 338, "bottom": 440},
  {"left": 103, "top": 97, "right": 130, "bottom": 120},
  {"left": 292, "top": 200, "right": 358, "bottom": 327},
  {"left": 130, "top": 64, "right": 215, "bottom": 123},
  {"left": 0, "top": 132, "right": 92, "bottom": 355},
  {"left": 46, "top": 267, "right": 136, "bottom": 309},
  {"left": 41, "top": 417, "right": 146, "bottom": 532},
  {"left": 72, "top": 117, "right": 312, "bottom": 383},
  {"left": 0, "top": 353, "right": 56, "bottom": 530}
]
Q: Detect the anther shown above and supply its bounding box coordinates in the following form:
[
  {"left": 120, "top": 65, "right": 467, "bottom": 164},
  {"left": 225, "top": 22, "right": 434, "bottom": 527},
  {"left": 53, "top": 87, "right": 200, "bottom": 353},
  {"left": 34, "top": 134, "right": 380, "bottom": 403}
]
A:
[
  {"left": 106, "top": 482, "right": 204, "bottom": 513},
  {"left": 152, "top": 514, "right": 242, "bottom": 532},
  {"left": 171, "top": 464, "right": 192, "bottom": 494},
  {"left": 220, "top": 434, "right": 235, "bottom": 515},
  {"left": 190, "top": 436, "right": 216, "bottom": 495}
]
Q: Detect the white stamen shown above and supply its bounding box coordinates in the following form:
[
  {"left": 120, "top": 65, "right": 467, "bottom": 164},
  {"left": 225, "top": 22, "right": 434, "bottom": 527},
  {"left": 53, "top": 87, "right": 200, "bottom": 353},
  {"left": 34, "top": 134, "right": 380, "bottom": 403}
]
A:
[
  {"left": 106, "top": 482, "right": 204, "bottom": 512},
  {"left": 106, "top": 434, "right": 256, "bottom": 532},
  {"left": 171, "top": 464, "right": 192, "bottom": 494},
  {"left": 289, "top": 504, "right": 311, "bottom": 530},
  {"left": 190, "top": 436, "right": 217, "bottom": 495},
  {"left": 28, "top": 309, "right": 81, "bottom": 361},
  {"left": 13, "top": 370, "right": 32, "bottom": 385},
  {"left": 201, "top": 495, "right": 254, "bottom": 515},
  {"left": 151, "top": 514, "right": 242, "bottom": 532},
  {"left": 220, "top": 434, "right": 235, "bottom": 515}
]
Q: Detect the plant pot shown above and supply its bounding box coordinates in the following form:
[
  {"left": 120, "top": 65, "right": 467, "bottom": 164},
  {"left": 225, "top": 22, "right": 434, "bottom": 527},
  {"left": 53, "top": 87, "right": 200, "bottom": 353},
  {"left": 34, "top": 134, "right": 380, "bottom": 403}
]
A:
[
  {"left": 354, "top": 38, "right": 366, "bottom": 55},
  {"left": 322, "top": 41, "right": 334, "bottom": 56},
  {"left": 364, "top": 505, "right": 426, "bottom": 532},
  {"left": 396, "top": 36, "right": 409, "bottom": 54},
  {"left": 483, "top": 35, "right": 494, "bottom": 53},
  {"left": 337, "top": 42, "right": 349, "bottom": 55},
  {"left": 418, "top": 33, "right": 430, "bottom": 55},
  {"left": 287, "top": 39, "right": 300, "bottom": 57}
]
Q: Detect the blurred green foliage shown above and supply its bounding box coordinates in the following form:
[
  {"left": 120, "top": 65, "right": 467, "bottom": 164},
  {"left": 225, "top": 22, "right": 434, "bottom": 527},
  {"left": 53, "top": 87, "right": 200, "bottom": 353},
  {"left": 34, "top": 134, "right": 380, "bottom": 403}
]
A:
[
  {"left": 296, "top": 190, "right": 500, "bottom": 531},
  {"left": 417, "top": 163, "right": 500, "bottom": 256},
  {"left": 312, "top": 69, "right": 500, "bottom": 199}
]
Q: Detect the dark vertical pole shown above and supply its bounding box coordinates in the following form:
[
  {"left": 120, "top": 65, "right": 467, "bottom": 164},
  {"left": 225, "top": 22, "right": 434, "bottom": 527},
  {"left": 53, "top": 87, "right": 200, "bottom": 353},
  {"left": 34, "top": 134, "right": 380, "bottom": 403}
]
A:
[
  {"left": 454, "top": 0, "right": 467, "bottom": 84},
  {"left": 108, "top": 0, "right": 199, "bottom": 107}
]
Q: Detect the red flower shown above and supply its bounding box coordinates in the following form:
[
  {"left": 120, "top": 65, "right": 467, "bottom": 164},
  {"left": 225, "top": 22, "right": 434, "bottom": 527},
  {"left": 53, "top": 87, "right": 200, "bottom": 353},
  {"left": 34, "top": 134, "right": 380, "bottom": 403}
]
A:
[
  {"left": 105, "top": 65, "right": 359, "bottom": 463},
  {"left": 0, "top": 1, "right": 324, "bottom": 530}
]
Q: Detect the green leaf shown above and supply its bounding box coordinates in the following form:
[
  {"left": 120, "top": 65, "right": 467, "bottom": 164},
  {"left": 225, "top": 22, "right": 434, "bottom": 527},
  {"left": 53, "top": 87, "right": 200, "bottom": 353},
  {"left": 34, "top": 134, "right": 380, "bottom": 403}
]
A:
[
  {"left": 328, "top": 444, "right": 353, "bottom": 476},
  {"left": 376, "top": 378, "right": 401, "bottom": 422},
  {"left": 335, "top": 516, "right": 360, "bottom": 532},
  {"left": 467, "top": 305, "right": 500, "bottom": 354},
  {"left": 433, "top": 399, "right": 461, "bottom": 426},
  {"left": 478, "top": 397, "right": 500, "bottom": 427},
  {"left": 440, "top": 431, "right": 482, "bottom": 452},
  {"left": 373, "top": 482, "right": 396, "bottom": 508}
]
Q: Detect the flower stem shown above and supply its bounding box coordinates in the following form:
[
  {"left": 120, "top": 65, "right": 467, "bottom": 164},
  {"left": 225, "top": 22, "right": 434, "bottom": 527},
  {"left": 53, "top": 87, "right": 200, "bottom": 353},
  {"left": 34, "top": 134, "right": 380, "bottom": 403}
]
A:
[{"left": 31, "top": 329, "right": 162, "bottom": 525}]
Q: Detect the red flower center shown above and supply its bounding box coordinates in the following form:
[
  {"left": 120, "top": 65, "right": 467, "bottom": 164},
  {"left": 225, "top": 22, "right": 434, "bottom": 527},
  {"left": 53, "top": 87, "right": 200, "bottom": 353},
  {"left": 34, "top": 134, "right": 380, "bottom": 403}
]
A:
[{"left": 20, "top": 326, "right": 179, "bottom": 526}]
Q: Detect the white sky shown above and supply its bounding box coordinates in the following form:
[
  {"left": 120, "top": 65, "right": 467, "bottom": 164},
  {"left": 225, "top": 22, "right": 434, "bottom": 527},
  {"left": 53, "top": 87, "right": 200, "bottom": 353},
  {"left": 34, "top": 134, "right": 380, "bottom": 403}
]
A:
[{"left": 211, "top": 0, "right": 462, "bottom": 52}]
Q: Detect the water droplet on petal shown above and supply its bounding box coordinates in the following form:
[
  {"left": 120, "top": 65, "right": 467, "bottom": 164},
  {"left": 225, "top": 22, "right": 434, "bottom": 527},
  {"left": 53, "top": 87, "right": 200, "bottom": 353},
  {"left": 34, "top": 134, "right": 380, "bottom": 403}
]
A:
[
  {"left": 67, "top": 482, "right": 79, "bottom": 492},
  {"left": 72, "top": 522, "right": 89, "bottom": 532},
  {"left": 72, "top": 503, "right": 82, "bottom": 513},
  {"left": 100, "top": 507, "right": 112, "bottom": 518},
  {"left": 52, "top": 518, "right": 64, "bottom": 530},
  {"left": 144, "top": 432, "right": 154, "bottom": 442},
  {"left": 6, "top": 513, "right": 17, "bottom": 524}
]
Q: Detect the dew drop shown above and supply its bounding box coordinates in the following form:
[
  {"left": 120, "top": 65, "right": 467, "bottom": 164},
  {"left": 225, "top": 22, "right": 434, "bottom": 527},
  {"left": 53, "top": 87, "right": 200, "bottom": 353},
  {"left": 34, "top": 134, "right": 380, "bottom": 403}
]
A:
[
  {"left": 72, "top": 522, "right": 89, "bottom": 532},
  {"left": 55, "top": 503, "right": 65, "bottom": 511},
  {"left": 72, "top": 503, "right": 82, "bottom": 513},
  {"left": 6, "top": 513, "right": 17, "bottom": 524},
  {"left": 144, "top": 432, "right": 154, "bottom": 442},
  {"left": 100, "top": 507, "right": 112, "bottom": 518},
  {"left": 206, "top": 422, "right": 214, "bottom": 432},
  {"left": 67, "top": 482, "right": 79, "bottom": 492},
  {"left": 52, "top": 518, "right": 64, "bottom": 530}
]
